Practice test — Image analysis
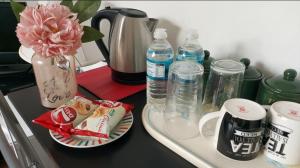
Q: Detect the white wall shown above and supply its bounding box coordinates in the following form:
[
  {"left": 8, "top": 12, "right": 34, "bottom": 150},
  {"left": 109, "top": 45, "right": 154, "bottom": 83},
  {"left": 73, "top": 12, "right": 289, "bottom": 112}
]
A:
[{"left": 84, "top": 1, "right": 300, "bottom": 77}]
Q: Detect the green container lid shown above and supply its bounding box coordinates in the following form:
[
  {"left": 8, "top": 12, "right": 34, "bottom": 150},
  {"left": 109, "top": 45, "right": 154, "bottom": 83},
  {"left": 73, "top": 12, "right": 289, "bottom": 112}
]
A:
[
  {"left": 240, "top": 58, "right": 263, "bottom": 80},
  {"left": 264, "top": 69, "right": 300, "bottom": 94},
  {"left": 203, "top": 50, "right": 213, "bottom": 73}
]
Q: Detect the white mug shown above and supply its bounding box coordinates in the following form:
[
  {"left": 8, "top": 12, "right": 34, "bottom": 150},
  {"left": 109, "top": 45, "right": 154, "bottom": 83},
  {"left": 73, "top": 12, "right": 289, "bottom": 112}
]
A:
[
  {"left": 264, "top": 101, "right": 300, "bottom": 165},
  {"left": 199, "top": 98, "right": 266, "bottom": 161}
]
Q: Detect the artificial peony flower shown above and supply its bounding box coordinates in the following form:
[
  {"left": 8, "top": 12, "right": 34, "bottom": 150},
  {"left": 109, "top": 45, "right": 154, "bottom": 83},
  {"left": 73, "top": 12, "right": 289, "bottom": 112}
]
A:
[{"left": 16, "top": 4, "right": 83, "bottom": 57}]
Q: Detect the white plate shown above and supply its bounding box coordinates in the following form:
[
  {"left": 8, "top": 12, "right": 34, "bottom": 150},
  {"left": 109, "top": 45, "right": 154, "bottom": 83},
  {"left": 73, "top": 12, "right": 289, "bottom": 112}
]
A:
[
  {"left": 49, "top": 111, "right": 133, "bottom": 148},
  {"left": 18, "top": 45, "right": 34, "bottom": 64}
]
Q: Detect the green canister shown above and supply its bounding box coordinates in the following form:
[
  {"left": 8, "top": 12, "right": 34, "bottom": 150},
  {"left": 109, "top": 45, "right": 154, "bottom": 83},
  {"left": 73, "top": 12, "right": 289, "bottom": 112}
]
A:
[
  {"left": 240, "top": 58, "right": 264, "bottom": 100},
  {"left": 203, "top": 50, "right": 213, "bottom": 96},
  {"left": 256, "top": 69, "right": 300, "bottom": 105}
]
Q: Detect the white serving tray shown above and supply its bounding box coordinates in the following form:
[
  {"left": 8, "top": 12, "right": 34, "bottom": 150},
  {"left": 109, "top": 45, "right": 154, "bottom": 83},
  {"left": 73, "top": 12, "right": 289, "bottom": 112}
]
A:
[{"left": 141, "top": 104, "right": 300, "bottom": 168}]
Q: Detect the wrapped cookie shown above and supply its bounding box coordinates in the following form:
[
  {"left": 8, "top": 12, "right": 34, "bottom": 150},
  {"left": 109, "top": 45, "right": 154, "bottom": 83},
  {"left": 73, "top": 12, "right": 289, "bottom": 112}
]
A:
[
  {"left": 33, "top": 96, "right": 99, "bottom": 137},
  {"left": 60, "top": 96, "right": 98, "bottom": 126},
  {"left": 76, "top": 100, "right": 133, "bottom": 139}
]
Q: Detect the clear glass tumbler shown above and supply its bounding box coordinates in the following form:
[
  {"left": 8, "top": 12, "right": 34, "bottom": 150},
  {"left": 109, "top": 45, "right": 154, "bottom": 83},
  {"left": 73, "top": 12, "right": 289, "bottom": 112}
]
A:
[
  {"left": 202, "top": 59, "right": 245, "bottom": 112},
  {"left": 164, "top": 61, "right": 204, "bottom": 139}
]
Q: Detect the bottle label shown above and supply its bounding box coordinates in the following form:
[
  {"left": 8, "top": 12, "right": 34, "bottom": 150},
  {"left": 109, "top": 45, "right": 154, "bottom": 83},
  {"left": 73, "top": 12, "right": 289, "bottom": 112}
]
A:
[
  {"left": 176, "top": 50, "right": 204, "bottom": 64},
  {"left": 147, "top": 58, "right": 173, "bottom": 80}
]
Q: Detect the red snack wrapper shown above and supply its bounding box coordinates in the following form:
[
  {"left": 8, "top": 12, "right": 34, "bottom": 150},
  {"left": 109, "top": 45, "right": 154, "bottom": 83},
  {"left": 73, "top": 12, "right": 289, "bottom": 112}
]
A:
[
  {"left": 32, "top": 96, "right": 134, "bottom": 139},
  {"left": 32, "top": 96, "right": 99, "bottom": 138},
  {"left": 76, "top": 100, "right": 134, "bottom": 140}
]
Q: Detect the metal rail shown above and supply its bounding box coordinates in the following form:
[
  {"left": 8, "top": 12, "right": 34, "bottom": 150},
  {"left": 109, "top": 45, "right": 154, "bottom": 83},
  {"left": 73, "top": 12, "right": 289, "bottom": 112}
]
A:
[{"left": 0, "top": 91, "right": 58, "bottom": 168}]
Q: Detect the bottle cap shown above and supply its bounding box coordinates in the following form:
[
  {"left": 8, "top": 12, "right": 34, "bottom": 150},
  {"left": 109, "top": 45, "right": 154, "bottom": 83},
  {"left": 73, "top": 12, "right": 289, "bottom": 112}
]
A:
[
  {"left": 186, "top": 29, "right": 199, "bottom": 40},
  {"left": 154, "top": 28, "right": 167, "bottom": 39}
]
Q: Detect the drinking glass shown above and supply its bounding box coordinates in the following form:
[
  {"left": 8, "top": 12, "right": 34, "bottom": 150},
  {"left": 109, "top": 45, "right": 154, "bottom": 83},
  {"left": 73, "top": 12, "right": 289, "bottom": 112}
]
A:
[
  {"left": 164, "top": 61, "right": 204, "bottom": 139},
  {"left": 202, "top": 59, "right": 245, "bottom": 112}
]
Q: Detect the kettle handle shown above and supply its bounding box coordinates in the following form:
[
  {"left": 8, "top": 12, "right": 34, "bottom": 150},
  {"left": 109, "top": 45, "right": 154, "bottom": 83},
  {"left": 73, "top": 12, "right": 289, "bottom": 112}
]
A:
[{"left": 91, "top": 7, "right": 120, "bottom": 65}]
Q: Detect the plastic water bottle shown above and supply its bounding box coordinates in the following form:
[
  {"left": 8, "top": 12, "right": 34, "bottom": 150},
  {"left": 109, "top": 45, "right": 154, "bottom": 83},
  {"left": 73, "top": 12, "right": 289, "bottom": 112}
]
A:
[
  {"left": 176, "top": 29, "right": 204, "bottom": 64},
  {"left": 147, "top": 28, "right": 174, "bottom": 104}
]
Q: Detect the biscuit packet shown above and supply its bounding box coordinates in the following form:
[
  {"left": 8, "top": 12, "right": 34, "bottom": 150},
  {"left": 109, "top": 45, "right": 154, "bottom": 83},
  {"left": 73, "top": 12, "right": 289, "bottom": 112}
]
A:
[
  {"left": 75, "top": 100, "right": 133, "bottom": 140},
  {"left": 32, "top": 96, "right": 100, "bottom": 138}
]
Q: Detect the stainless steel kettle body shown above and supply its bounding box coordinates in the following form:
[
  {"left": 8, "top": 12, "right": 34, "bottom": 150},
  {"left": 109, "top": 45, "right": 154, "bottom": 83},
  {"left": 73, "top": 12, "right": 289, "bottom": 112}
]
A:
[{"left": 91, "top": 7, "right": 158, "bottom": 84}]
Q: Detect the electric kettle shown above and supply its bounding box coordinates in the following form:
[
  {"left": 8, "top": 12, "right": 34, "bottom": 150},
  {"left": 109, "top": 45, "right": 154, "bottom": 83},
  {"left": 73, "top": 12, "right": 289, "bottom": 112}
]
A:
[{"left": 91, "top": 7, "right": 158, "bottom": 84}]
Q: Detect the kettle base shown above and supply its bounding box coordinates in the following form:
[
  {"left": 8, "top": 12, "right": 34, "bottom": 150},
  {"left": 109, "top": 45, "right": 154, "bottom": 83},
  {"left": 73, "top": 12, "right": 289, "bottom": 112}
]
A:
[{"left": 111, "top": 69, "right": 146, "bottom": 85}]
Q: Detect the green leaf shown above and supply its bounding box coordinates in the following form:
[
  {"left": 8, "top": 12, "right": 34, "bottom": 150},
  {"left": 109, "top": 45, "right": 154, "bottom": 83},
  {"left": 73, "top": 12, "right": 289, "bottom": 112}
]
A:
[
  {"left": 61, "top": 0, "right": 73, "bottom": 10},
  {"left": 10, "top": 0, "right": 25, "bottom": 22},
  {"left": 72, "top": 0, "right": 101, "bottom": 23},
  {"left": 82, "top": 26, "right": 103, "bottom": 43}
]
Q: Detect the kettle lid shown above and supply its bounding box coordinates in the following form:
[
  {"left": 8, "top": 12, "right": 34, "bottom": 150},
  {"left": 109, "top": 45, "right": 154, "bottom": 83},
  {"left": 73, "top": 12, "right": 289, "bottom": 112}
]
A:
[{"left": 120, "top": 8, "right": 147, "bottom": 18}]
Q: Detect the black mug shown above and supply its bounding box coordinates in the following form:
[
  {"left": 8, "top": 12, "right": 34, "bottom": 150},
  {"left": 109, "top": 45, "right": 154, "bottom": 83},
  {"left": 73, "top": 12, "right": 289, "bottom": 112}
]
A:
[{"left": 199, "top": 98, "right": 266, "bottom": 161}]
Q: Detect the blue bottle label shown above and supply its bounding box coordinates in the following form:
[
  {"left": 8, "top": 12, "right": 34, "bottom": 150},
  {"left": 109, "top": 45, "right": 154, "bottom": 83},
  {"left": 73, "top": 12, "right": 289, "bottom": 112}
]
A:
[
  {"left": 147, "top": 58, "right": 173, "bottom": 80},
  {"left": 176, "top": 57, "right": 204, "bottom": 64},
  {"left": 176, "top": 50, "right": 204, "bottom": 64}
]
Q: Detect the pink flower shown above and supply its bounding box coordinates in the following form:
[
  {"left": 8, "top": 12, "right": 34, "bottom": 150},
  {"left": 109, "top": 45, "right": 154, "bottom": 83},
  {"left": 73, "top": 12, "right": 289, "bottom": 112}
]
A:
[{"left": 16, "top": 4, "right": 83, "bottom": 57}]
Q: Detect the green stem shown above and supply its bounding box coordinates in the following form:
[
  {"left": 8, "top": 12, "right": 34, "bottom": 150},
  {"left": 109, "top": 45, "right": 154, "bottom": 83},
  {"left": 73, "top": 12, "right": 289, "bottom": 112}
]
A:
[{"left": 51, "top": 57, "right": 54, "bottom": 66}]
